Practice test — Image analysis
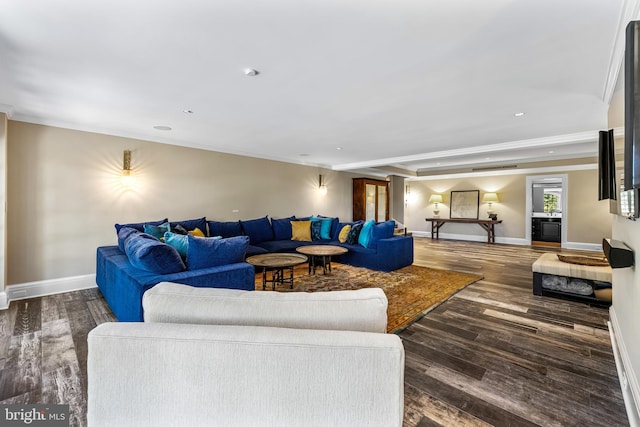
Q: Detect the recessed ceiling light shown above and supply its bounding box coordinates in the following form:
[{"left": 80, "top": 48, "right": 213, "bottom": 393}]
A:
[
  {"left": 183, "top": 109, "right": 194, "bottom": 114},
  {"left": 153, "top": 125, "right": 172, "bottom": 131},
  {"left": 244, "top": 68, "right": 259, "bottom": 76},
  {"left": 336, "top": 147, "right": 343, "bottom": 151},
  {"left": 514, "top": 112, "right": 525, "bottom": 117},
  {"left": 548, "top": 150, "right": 555, "bottom": 154}
]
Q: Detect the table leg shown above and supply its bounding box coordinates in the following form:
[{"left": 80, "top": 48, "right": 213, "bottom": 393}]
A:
[{"left": 262, "top": 268, "right": 267, "bottom": 291}]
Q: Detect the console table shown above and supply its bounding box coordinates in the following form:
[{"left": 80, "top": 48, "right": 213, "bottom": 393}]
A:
[{"left": 425, "top": 218, "right": 503, "bottom": 243}]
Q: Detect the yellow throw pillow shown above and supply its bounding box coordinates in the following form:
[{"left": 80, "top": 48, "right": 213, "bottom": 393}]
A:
[
  {"left": 188, "top": 227, "right": 205, "bottom": 237},
  {"left": 338, "top": 225, "right": 351, "bottom": 243},
  {"left": 291, "top": 220, "right": 312, "bottom": 241}
]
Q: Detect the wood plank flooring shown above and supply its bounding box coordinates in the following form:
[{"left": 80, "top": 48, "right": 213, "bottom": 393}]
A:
[
  {"left": 0, "top": 237, "right": 628, "bottom": 426},
  {"left": 403, "top": 238, "right": 627, "bottom": 426}
]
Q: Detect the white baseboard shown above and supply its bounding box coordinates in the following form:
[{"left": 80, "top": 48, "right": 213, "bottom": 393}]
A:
[
  {"left": 410, "top": 231, "right": 531, "bottom": 246},
  {"left": 610, "top": 307, "right": 640, "bottom": 427},
  {"left": 564, "top": 241, "right": 603, "bottom": 252},
  {"left": 2, "top": 274, "right": 97, "bottom": 308},
  {"left": 410, "top": 231, "right": 601, "bottom": 251}
]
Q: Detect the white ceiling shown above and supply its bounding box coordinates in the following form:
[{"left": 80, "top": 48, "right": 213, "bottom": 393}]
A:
[{"left": 0, "top": 0, "right": 636, "bottom": 176}]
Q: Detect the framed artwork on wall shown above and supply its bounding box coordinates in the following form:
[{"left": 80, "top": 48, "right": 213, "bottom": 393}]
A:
[{"left": 450, "top": 190, "right": 479, "bottom": 219}]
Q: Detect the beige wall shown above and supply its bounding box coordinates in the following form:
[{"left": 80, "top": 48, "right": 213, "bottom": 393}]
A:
[
  {"left": 405, "top": 169, "right": 611, "bottom": 245},
  {"left": 6, "top": 121, "right": 361, "bottom": 285},
  {"left": 0, "top": 113, "right": 6, "bottom": 295}
]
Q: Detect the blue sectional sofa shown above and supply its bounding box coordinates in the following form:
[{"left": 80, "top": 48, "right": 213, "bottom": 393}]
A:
[
  {"left": 210, "top": 215, "right": 414, "bottom": 272},
  {"left": 96, "top": 215, "right": 414, "bottom": 322}
]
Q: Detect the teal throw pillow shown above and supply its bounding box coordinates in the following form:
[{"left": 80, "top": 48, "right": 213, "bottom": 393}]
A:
[
  {"left": 144, "top": 222, "right": 170, "bottom": 239},
  {"left": 358, "top": 220, "right": 376, "bottom": 248},
  {"left": 164, "top": 232, "right": 189, "bottom": 258}
]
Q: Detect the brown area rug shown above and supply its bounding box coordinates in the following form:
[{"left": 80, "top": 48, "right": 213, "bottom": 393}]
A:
[{"left": 254, "top": 263, "right": 483, "bottom": 334}]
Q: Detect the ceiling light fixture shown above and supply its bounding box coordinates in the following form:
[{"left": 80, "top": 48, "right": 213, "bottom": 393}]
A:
[
  {"left": 153, "top": 125, "right": 172, "bottom": 131},
  {"left": 183, "top": 109, "right": 194, "bottom": 114},
  {"left": 514, "top": 112, "right": 525, "bottom": 117},
  {"left": 244, "top": 68, "right": 259, "bottom": 76},
  {"left": 336, "top": 147, "right": 342, "bottom": 150}
]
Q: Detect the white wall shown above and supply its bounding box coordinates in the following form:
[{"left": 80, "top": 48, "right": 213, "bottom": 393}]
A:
[{"left": 610, "top": 216, "right": 640, "bottom": 425}]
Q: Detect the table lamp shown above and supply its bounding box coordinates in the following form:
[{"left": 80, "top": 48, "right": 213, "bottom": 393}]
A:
[
  {"left": 482, "top": 192, "right": 499, "bottom": 219},
  {"left": 429, "top": 194, "right": 443, "bottom": 218}
]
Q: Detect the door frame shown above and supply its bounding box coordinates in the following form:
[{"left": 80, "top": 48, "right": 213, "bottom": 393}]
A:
[{"left": 525, "top": 174, "right": 568, "bottom": 247}]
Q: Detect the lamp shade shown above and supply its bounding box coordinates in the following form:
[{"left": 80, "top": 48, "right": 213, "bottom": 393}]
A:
[
  {"left": 428, "top": 194, "right": 443, "bottom": 203},
  {"left": 482, "top": 192, "right": 499, "bottom": 203}
]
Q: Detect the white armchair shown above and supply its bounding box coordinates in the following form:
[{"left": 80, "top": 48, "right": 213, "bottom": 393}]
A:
[{"left": 87, "top": 283, "right": 405, "bottom": 427}]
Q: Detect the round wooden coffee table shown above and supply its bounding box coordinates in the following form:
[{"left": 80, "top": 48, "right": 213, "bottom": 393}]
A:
[
  {"left": 246, "top": 253, "right": 308, "bottom": 290},
  {"left": 296, "top": 245, "right": 348, "bottom": 275}
]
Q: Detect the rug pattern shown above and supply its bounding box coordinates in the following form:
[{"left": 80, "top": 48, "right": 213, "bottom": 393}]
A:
[{"left": 254, "top": 263, "right": 483, "bottom": 333}]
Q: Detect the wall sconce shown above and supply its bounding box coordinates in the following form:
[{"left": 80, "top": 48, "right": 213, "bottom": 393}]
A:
[
  {"left": 482, "top": 192, "right": 499, "bottom": 219},
  {"left": 123, "top": 150, "right": 132, "bottom": 176},
  {"left": 428, "top": 194, "right": 443, "bottom": 218},
  {"left": 318, "top": 174, "right": 327, "bottom": 196}
]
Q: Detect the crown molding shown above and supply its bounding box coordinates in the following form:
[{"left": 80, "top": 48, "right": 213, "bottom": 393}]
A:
[
  {"left": 602, "top": 0, "right": 640, "bottom": 104},
  {"left": 332, "top": 130, "right": 601, "bottom": 172}
]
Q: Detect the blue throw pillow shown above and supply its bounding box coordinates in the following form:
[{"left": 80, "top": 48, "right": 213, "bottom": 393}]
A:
[
  {"left": 115, "top": 218, "right": 168, "bottom": 233},
  {"left": 272, "top": 216, "right": 295, "bottom": 240},
  {"left": 239, "top": 216, "right": 274, "bottom": 244},
  {"left": 117, "top": 227, "right": 139, "bottom": 252},
  {"left": 368, "top": 220, "right": 396, "bottom": 250},
  {"left": 144, "top": 222, "right": 171, "bottom": 239},
  {"left": 207, "top": 220, "right": 242, "bottom": 238},
  {"left": 358, "top": 220, "right": 376, "bottom": 248},
  {"left": 311, "top": 220, "right": 323, "bottom": 241},
  {"left": 170, "top": 217, "right": 207, "bottom": 236},
  {"left": 124, "top": 233, "right": 185, "bottom": 274},
  {"left": 346, "top": 222, "right": 363, "bottom": 245},
  {"left": 186, "top": 235, "right": 249, "bottom": 270}
]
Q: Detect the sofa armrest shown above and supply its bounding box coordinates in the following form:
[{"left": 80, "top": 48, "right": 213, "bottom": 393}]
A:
[
  {"left": 88, "top": 322, "right": 404, "bottom": 427},
  {"left": 143, "top": 282, "right": 388, "bottom": 333}
]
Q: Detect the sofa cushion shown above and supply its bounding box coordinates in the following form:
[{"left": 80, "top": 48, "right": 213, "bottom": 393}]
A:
[
  {"left": 117, "top": 226, "right": 139, "bottom": 252},
  {"left": 143, "top": 283, "right": 389, "bottom": 333},
  {"left": 187, "top": 235, "right": 249, "bottom": 270},
  {"left": 239, "top": 216, "right": 274, "bottom": 244},
  {"left": 271, "top": 216, "right": 295, "bottom": 240},
  {"left": 338, "top": 224, "right": 351, "bottom": 243},
  {"left": 124, "top": 233, "right": 186, "bottom": 274},
  {"left": 346, "top": 222, "right": 363, "bottom": 245},
  {"left": 164, "top": 232, "right": 190, "bottom": 258},
  {"left": 245, "top": 244, "right": 269, "bottom": 258},
  {"left": 315, "top": 216, "right": 338, "bottom": 240},
  {"left": 115, "top": 218, "right": 168, "bottom": 233},
  {"left": 358, "top": 220, "right": 376, "bottom": 248},
  {"left": 369, "top": 220, "right": 396, "bottom": 250},
  {"left": 170, "top": 217, "right": 207, "bottom": 236},
  {"left": 291, "top": 220, "right": 312, "bottom": 241},
  {"left": 143, "top": 222, "right": 171, "bottom": 239},
  {"left": 311, "top": 220, "right": 323, "bottom": 241},
  {"left": 207, "top": 220, "right": 242, "bottom": 238}
]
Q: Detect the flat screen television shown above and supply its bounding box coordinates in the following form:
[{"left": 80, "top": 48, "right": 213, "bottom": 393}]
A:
[{"left": 624, "top": 21, "right": 640, "bottom": 191}]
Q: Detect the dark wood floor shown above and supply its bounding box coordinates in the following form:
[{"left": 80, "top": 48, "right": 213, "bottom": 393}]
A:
[
  {"left": 0, "top": 237, "right": 628, "bottom": 427},
  {"left": 404, "top": 238, "right": 627, "bottom": 426}
]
